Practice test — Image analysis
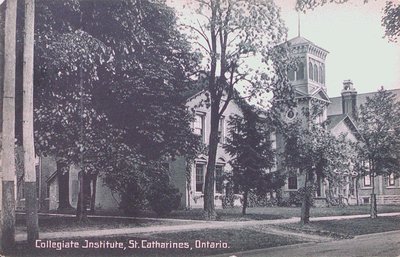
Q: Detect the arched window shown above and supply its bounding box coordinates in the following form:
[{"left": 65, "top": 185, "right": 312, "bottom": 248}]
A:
[
  {"left": 309, "top": 62, "right": 313, "bottom": 80},
  {"left": 297, "top": 62, "right": 304, "bottom": 80},
  {"left": 288, "top": 69, "right": 295, "bottom": 81},
  {"left": 321, "top": 65, "right": 325, "bottom": 84},
  {"left": 314, "top": 64, "right": 318, "bottom": 82},
  {"left": 319, "top": 66, "right": 323, "bottom": 84}
]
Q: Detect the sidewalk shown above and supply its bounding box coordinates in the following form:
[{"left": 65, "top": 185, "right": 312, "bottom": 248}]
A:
[{"left": 15, "top": 212, "right": 400, "bottom": 242}]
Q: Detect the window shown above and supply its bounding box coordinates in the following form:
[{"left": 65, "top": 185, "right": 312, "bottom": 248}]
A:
[
  {"left": 286, "top": 110, "right": 295, "bottom": 119},
  {"left": 297, "top": 62, "right": 304, "bottom": 80},
  {"left": 319, "top": 66, "right": 323, "bottom": 84},
  {"left": 364, "top": 174, "right": 371, "bottom": 187},
  {"left": 194, "top": 114, "right": 205, "bottom": 142},
  {"left": 309, "top": 62, "right": 313, "bottom": 80},
  {"left": 288, "top": 69, "right": 295, "bottom": 81},
  {"left": 218, "top": 117, "right": 225, "bottom": 143},
  {"left": 314, "top": 64, "right": 318, "bottom": 82},
  {"left": 195, "top": 164, "right": 205, "bottom": 192},
  {"left": 388, "top": 173, "right": 395, "bottom": 186},
  {"left": 288, "top": 176, "right": 297, "bottom": 190},
  {"left": 215, "top": 166, "right": 224, "bottom": 194}
]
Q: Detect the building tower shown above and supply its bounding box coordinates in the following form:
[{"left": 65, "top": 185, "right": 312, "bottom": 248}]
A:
[
  {"left": 285, "top": 36, "right": 330, "bottom": 125},
  {"left": 277, "top": 35, "right": 331, "bottom": 202}
]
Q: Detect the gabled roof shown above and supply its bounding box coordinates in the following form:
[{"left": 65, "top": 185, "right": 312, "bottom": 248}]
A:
[
  {"left": 326, "top": 114, "right": 347, "bottom": 130},
  {"left": 326, "top": 113, "right": 360, "bottom": 139},
  {"left": 311, "top": 88, "right": 330, "bottom": 103}
]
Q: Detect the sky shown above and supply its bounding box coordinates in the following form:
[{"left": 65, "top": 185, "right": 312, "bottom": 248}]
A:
[
  {"left": 2, "top": 0, "right": 398, "bottom": 97},
  {"left": 169, "top": 0, "right": 400, "bottom": 97},
  {"left": 277, "top": 0, "right": 400, "bottom": 97}
]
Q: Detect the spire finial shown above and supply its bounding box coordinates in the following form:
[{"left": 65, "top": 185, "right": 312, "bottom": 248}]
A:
[{"left": 298, "top": 12, "right": 301, "bottom": 37}]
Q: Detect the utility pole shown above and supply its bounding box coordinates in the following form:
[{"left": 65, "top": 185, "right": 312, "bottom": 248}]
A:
[
  {"left": 23, "top": 0, "right": 39, "bottom": 243},
  {"left": 1, "top": 0, "right": 18, "bottom": 252}
]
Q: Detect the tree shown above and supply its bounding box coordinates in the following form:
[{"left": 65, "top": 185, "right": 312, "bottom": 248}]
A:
[
  {"left": 224, "top": 106, "right": 283, "bottom": 215},
  {"left": 382, "top": 2, "right": 400, "bottom": 42},
  {"left": 22, "top": 0, "right": 39, "bottom": 244},
  {"left": 357, "top": 88, "right": 400, "bottom": 218},
  {"left": 1, "top": 0, "right": 18, "bottom": 252},
  {"left": 296, "top": 0, "right": 400, "bottom": 42},
  {"left": 29, "top": 0, "right": 200, "bottom": 217},
  {"left": 281, "top": 119, "right": 353, "bottom": 224},
  {"left": 181, "top": 0, "right": 292, "bottom": 220}
]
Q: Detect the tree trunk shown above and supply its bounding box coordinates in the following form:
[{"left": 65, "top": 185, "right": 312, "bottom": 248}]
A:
[
  {"left": 76, "top": 65, "right": 87, "bottom": 221},
  {"left": 22, "top": 0, "right": 38, "bottom": 244},
  {"left": 355, "top": 177, "right": 359, "bottom": 206},
  {"left": 0, "top": 0, "right": 5, "bottom": 228},
  {"left": 76, "top": 171, "right": 88, "bottom": 221},
  {"left": 1, "top": 0, "right": 18, "bottom": 252},
  {"left": 301, "top": 172, "right": 311, "bottom": 224},
  {"left": 90, "top": 174, "right": 97, "bottom": 214},
  {"left": 370, "top": 171, "right": 377, "bottom": 218},
  {"left": 57, "top": 162, "right": 72, "bottom": 210},
  {"left": 242, "top": 190, "right": 248, "bottom": 216},
  {"left": 203, "top": 103, "right": 219, "bottom": 220}
]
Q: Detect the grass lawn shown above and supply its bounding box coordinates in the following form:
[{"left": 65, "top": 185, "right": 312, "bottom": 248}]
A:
[
  {"left": 15, "top": 214, "right": 194, "bottom": 234},
  {"left": 161, "top": 204, "right": 400, "bottom": 221},
  {"left": 12, "top": 228, "right": 306, "bottom": 257},
  {"left": 277, "top": 216, "right": 400, "bottom": 239}
]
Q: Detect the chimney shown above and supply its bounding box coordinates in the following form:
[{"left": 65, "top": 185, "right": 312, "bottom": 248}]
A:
[{"left": 341, "top": 80, "right": 357, "bottom": 119}]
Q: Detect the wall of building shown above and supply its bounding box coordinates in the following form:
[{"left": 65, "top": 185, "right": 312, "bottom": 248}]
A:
[
  {"left": 45, "top": 159, "right": 119, "bottom": 211},
  {"left": 357, "top": 175, "right": 400, "bottom": 205},
  {"left": 169, "top": 156, "right": 188, "bottom": 208},
  {"left": 172, "top": 91, "right": 243, "bottom": 208}
]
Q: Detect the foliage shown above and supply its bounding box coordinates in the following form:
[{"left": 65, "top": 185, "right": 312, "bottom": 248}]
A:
[
  {"left": 357, "top": 88, "right": 400, "bottom": 216},
  {"left": 281, "top": 119, "right": 353, "bottom": 187},
  {"left": 24, "top": 0, "right": 203, "bottom": 216},
  {"left": 382, "top": 1, "right": 400, "bottom": 42},
  {"left": 357, "top": 88, "right": 400, "bottom": 178},
  {"left": 148, "top": 181, "right": 182, "bottom": 216},
  {"left": 279, "top": 106, "right": 354, "bottom": 222},
  {"left": 295, "top": 0, "right": 400, "bottom": 42},
  {"left": 180, "top": 0, "right": 293, "bottom": 218},
  {"left": 224, "top": 106, "right": 284, "bottom": 214}
]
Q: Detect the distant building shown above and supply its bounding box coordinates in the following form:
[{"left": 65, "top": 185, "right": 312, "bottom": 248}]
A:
[
  {"left": 328, "top": 85, "right": 400, "bottom": 205},
  {"left": 277, "top": 35, "right": 400, "bottom": 206}
]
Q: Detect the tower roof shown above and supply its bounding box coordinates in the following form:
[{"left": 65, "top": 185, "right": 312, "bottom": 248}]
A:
[
  {"left": 287, "top": 36, "right": 329, "bottom": 59},
  {"left": 288, "top": 36, "right": 313, "bottom": 46}
]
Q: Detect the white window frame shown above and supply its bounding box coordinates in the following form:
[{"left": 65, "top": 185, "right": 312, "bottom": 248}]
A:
[{"left": 194, "top": 113, "right": 205, "bottom": 142}]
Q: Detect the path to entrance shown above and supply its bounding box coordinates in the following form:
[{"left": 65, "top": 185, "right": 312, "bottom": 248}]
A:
[{"left": 15, "top": 212, "right": 400, "bottom": 242}]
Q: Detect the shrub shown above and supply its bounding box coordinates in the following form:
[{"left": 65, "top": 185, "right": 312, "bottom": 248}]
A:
[{"left": 148, "top": 183, "right": 182, "bottom": 216}]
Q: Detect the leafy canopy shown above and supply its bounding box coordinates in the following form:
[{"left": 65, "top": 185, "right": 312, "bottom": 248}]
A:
[{"left": 357, "top": 88, "right": 400, "bottom": 176}]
